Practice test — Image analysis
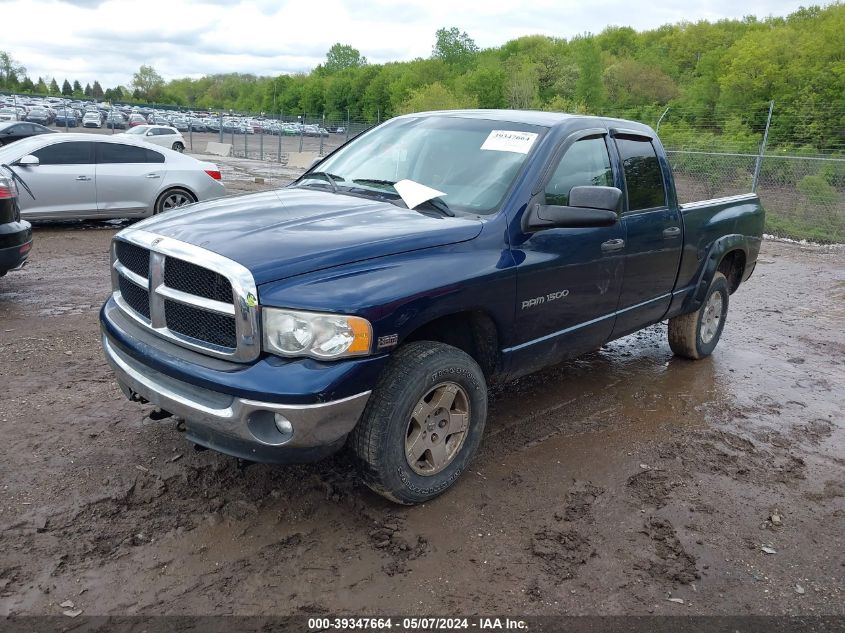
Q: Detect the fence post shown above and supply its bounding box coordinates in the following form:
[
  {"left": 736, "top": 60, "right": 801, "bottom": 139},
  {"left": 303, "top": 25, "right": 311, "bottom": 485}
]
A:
[
  {"left": 346, "top": 108, "right": 350, "bottom": 142},
  {"left": 244, "top": 127, "right": 248, "bottom": 158},
  {"left": 260, "top": 124, "right": 264, "bottom": 161},
  {"left": 752, "top": 100, "right": 774, "bottom": 193},
  {"left": 189, "top": 124, "right": 193, "bottom": 152},
  {"left": 656, "top": 106, "right": 670, "bottom": 134},
  {"left": 299, "top": 126, "right": 304, "bottom": 153},
  {"left": 219, "top": 111, "right": 223, "bottom": 143}
]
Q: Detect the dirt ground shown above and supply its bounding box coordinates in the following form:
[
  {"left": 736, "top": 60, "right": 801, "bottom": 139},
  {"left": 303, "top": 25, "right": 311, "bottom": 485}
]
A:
[{"left": 0, "top": 161, "right": 843, "bottom": 617}]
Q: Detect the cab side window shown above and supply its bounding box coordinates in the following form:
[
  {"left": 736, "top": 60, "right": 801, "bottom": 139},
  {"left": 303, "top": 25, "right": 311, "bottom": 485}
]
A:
[
  {"left": 545, "top": 137, "right": 613, "bottom": 206},
  {"left": 616, "top": 138, "right": 666, "bottom": 211}
]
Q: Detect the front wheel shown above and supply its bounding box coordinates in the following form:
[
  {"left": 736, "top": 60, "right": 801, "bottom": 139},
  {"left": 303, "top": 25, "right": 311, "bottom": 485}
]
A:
[
  {"left": 350, "top": 341, "right": 488, "bottom": 505},
  {"left": 668, "top": 272, "right": 729, "bottom": 359},
  {"left": 172, "top": 142, "right": 185, "bottom": 152}
]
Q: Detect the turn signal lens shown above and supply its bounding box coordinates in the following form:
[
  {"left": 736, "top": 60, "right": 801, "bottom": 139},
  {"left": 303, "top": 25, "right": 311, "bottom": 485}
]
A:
[{"left": 204, "top": 170, "right": 222, "bottom": 180}]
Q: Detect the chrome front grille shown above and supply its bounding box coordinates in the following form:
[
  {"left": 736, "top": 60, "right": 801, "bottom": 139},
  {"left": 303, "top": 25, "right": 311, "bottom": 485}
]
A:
[{"left": 111, "top": 229, "right": 260, "bottom": 362}]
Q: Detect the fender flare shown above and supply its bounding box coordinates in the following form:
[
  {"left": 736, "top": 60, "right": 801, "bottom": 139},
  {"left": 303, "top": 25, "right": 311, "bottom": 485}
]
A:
[{"left": 682, "top": 234, "right": 748, "bottom": 314}]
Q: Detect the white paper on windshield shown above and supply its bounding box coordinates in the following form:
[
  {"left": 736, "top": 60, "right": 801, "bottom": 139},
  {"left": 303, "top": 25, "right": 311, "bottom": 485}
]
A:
[
  {"left": 481, "top": 130, "right": 538, "bottom": 154},
  {"left": 394, "top": 179, "right": 447, "bottom": 210}
]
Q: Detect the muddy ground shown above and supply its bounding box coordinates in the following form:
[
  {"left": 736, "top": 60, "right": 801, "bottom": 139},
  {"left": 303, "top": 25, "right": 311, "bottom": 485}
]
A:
[{"left": 0, "top": 161, "right": 843, "bottom": 617}]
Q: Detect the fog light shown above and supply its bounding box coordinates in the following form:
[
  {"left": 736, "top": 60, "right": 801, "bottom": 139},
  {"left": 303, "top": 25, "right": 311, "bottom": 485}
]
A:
[{"left": 274, "top": 414, "right": 293, "bottom": 435}]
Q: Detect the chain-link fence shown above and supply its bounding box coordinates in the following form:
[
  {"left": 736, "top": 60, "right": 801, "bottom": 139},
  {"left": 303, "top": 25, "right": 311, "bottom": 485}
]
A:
[{"left": 668, "top": 150, "right": 845, "bottom": 243}]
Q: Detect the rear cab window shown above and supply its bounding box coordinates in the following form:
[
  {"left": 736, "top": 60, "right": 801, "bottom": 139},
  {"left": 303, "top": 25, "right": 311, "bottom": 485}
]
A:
[{"left": 615, "top": 137, "right": 667, "bottom": 211}]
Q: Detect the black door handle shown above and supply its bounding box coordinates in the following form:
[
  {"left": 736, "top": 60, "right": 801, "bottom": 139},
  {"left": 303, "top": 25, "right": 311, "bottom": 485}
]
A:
[
  {"left": 601, "top": 239, "right": 625, "bottom": 253},
  {"left": 663, "top": 226, "right": 681, "bottom": 238}
]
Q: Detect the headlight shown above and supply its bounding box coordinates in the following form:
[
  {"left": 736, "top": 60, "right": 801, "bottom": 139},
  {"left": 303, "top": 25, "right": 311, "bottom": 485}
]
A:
[{"left": 262, "top": 308, "right": 372, "bottom": 359}]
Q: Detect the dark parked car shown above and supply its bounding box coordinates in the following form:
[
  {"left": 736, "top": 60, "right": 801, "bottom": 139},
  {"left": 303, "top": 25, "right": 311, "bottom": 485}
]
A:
[
  {"left": 24, "top": 107, "right": 50, "bottom": 126},
  {"left": 54, "top": 109, "right": 80, "bottom": 128},
  {"left": 0, "top": 121, "right": 56, "bottom": 146},
  {"left": 0, "top": 168, "right": 33, "bottom": 276},
  {"left": 105, "top": 112, "right": 127, "bottom": 130}
]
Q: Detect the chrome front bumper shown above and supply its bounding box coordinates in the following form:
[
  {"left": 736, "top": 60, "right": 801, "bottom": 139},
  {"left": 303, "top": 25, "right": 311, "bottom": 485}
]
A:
[{"left": 103, "top": 335, "right": 371, "bottom": 458}]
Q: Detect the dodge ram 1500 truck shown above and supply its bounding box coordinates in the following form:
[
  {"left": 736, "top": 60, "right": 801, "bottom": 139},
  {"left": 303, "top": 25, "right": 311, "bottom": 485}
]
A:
[{"left": 100, "top": 110, "right": 763, "bottom": 504}]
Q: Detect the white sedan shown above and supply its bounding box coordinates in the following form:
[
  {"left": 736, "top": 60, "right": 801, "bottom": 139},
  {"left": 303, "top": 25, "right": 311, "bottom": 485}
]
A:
[
  {"left": 0, "top": 133, "right": 225, "bottom": 221},
  {"left": 118, "top": 125, "right": 186, "bottom": 152}
]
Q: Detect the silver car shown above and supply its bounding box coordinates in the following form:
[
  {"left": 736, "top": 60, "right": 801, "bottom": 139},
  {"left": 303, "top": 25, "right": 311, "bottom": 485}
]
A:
[{"left": 0, "top": 133, "right": 225, "bottom": 221}]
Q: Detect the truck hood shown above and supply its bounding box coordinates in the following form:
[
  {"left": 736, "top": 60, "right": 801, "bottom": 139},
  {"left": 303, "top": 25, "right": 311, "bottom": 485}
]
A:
[{"left": 132, "top": 188, "right": 483, "bottom": 284}]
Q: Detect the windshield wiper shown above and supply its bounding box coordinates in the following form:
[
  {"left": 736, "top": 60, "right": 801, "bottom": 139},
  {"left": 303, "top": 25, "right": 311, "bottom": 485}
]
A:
[
  {"left": 297, "top": 171, "right": 344, "bottom": 193},
  {"left": 352, "top": 178, "right": 454, "bottom": 216},
  {"left": 1, "top": 164, "right": 35, "bottom": 199},
  {"left": 352, "top": 178, "right": 396, "bottom": 188},
  {"left": 416, "top": 196, "right": 454, "bottom": 217}
]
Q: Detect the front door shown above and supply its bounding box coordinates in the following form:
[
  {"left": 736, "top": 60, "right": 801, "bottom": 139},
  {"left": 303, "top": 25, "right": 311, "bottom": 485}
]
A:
[
  {"left": 14, "top": 140, "right": 96, "bottom": 220},
  {"left": 508, "top": 131, "right": 626, "bottom": 377}
]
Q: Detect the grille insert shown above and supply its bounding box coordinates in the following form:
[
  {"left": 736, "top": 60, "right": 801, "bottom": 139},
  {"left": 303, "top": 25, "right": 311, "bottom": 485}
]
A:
[
  {"left": 164, "top": 300, "right": 237, "bottom": 349},
  {"left": 115, "top": 241, "right": 149, "bottom": 278},
  {"left": 118, "top": 276, "right": 150, "bottom": 319},
  {"left": 164, "top": 257, "right": 233, "bottom": 303}
]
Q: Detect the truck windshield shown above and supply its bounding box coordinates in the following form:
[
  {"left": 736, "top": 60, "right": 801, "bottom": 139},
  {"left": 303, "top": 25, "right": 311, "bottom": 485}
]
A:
[{"left": 309, "top": 115, "right": 546, "bottom": 215}]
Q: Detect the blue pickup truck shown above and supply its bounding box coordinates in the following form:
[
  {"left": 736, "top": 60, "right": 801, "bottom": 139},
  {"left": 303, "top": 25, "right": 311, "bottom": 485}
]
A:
[{"left": 100, "top": 110, "right": 763, "bottom": 504}]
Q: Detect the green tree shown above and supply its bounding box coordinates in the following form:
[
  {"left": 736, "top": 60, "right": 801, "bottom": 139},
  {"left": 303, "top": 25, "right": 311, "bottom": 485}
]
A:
[
  {"left": 35, "top": 77, "right": 47, "bottom": 94},
  {"left": 92, "top": 81, "right": 104, "bottom": 99},
  {"left": 573, "top": 36, "right": 605, "bottom": 110},
  {"left": 61, "top": 79, "right": 73, "bottom": 95},
  {"left": 49, "top": 78, "right": 60, "bottom": 94},
  {"left": 132, "top": 65, "right": 165, "bottom": 100},
  {"left": 323, "top": 43, "right": 367, "bottom": 74},
  {"left": 400, "top": 81, "right": 476, "bottom": 114},
  {"left": 432, "top": 27, "right": 479, "bottom": 68},
  {"left": 72, "top": 79, "right": 82, "bottom": 94},
  {"left": 0, "top": 51, "right": 25, "bottom": 87},
  {"left": 84, "top": 83, "right": 92, "bottom": 97}
]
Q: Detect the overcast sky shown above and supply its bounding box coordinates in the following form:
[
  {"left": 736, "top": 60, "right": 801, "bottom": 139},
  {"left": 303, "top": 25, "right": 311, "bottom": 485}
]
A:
[{"left": 1, "top": 0, "right": 821, "bottom": 88}]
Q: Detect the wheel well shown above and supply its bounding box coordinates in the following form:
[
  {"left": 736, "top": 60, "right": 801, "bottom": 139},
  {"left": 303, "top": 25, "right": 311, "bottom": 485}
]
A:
[
  {"left": 155, "top": 187, "right": 197, "bottom": 209},
  {"left": 403, "top": 311, "right": 500, "bottom": 381},
  {"left": 718, "top": 249, "right": 746, "bottom": 294}
]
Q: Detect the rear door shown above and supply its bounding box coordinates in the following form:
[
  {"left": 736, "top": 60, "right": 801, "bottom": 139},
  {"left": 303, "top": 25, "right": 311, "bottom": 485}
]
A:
[
  {"left": 510, "top": 130, "right": 626, "bottom": 375},
  {"left": 95, "top": 142, "right": 167, "bottom": 216},
  {"left": 610, "top": 133, "right": 682, "bottom": 337},
  {"left": 15, "top": 140, "right": 96, "bottom": 219}
]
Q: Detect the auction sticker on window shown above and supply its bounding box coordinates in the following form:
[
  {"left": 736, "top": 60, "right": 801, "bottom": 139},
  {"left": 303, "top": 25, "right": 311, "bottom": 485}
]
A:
[{"left": 480, "top": 130, "right": 538, "bottom": 154}]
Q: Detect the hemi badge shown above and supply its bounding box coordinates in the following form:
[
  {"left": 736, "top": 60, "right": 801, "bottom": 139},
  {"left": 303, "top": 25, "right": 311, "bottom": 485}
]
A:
[{"left": 377, "top": 334, "right": 399, "bottom": 349}]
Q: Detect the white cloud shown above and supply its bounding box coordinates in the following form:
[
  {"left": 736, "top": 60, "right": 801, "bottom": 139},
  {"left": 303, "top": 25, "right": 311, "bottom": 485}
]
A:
[{"left": 0, "top": 0, "right": 822, "bottom": 88}]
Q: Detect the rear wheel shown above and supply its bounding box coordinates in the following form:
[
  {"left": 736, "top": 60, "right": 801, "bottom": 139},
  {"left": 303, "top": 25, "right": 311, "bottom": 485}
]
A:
[
  {"left": 154, "top": 188, "right": 195, "bottom": 215},
  {"left": 668, "top": 272, "right": 729, "bottom": 359},
  {"left": 350, "top": 341, "right": 488, "bottom": 505},
  {"left": 172, "top": 142, "right": 185, "bottom": 152}
]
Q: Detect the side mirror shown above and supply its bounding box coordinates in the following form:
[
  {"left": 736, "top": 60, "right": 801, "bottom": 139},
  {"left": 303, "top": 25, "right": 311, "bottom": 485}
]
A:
[
  {"left": 17, "top": 154, "right": 39, "bottom": 167},
  {"left": 569, "top": 186, "right": 622, "bottom": 212},
  {"left": 524, "top": 186, "right": 622, "bottom": 231}
]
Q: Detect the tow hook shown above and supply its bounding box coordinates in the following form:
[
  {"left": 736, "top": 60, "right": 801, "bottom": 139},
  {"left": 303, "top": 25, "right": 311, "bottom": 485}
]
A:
[{"left": 148, "top": 407, "right": 173, "bottom": 421}]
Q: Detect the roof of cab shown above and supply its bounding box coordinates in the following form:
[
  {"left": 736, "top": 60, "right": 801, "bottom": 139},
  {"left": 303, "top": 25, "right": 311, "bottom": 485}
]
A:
[{"left": 402, "top": 109, "right": 657, "bottom": 136}]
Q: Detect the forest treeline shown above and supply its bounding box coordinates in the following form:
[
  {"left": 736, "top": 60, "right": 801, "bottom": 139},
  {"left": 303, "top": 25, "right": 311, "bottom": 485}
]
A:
[{"left": 2, "top": 3, "right": 843, "bottom": 153}]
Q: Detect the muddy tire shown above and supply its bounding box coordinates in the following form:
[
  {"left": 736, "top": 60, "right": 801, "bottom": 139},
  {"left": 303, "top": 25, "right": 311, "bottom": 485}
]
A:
[
  {"left": 172, "top": 142, "right": 185, "bottom": 152},
  {"left": 350, "top": 341, "right": 488, "bottom": 505},
  {"left": 668, "top": 272, "right": 729, "bottom": 360}
]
